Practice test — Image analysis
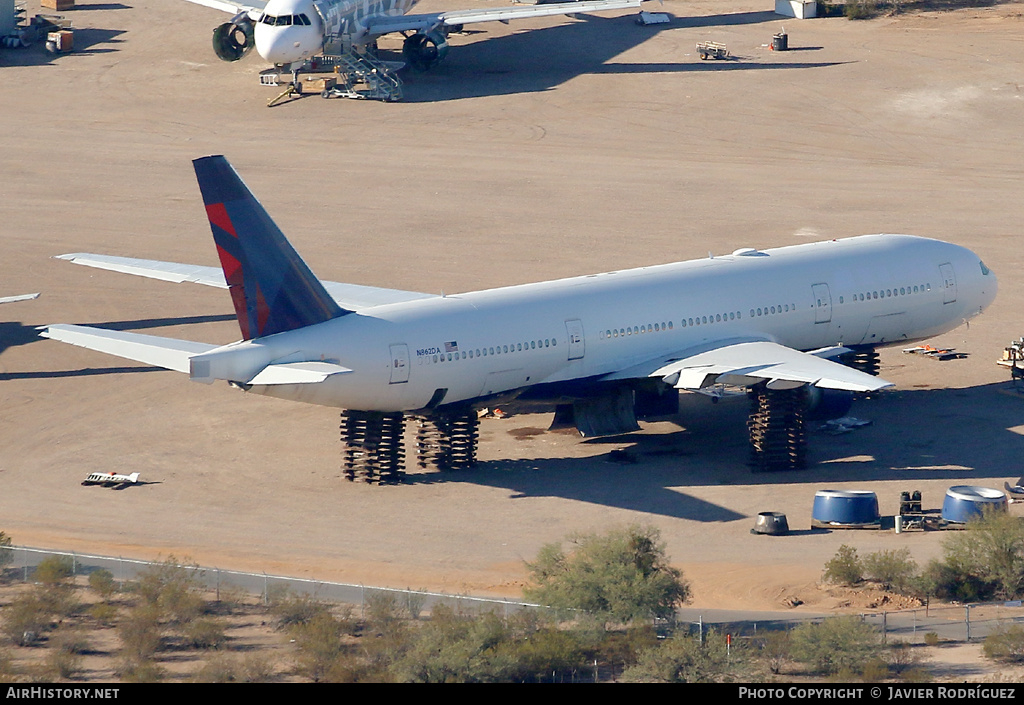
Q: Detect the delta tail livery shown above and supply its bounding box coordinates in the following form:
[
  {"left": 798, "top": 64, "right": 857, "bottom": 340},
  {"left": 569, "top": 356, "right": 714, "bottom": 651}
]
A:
[
  {"left": 42, "top": 156, "right": 996, "bottom": 481},
  {"left": 194, "top": 0, "right": 641, "bottom": 73}
]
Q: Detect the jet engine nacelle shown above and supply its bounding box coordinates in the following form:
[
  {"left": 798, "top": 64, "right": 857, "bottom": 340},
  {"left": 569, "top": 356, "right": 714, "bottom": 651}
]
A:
[
  {"left": 805, "top": 386, "right": 854, "bottom": 420},
  {"left": 403, "top": 30, "right": 449, "bottom": 71},
  {"left": 212, "top": 17, "right": 255, "bottom": 62}
]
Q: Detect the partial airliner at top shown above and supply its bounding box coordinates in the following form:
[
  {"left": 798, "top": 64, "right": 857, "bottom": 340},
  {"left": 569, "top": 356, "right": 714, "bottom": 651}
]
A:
[
  {"left": 41, "top": 157, "right": 996, "bottom": 479},
  {"left": 190, "top": 0, "right": 643, "bottom": 74}
]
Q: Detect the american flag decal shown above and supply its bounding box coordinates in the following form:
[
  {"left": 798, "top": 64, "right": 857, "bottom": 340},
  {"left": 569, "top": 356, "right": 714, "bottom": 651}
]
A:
[{"left": 444, "top": 341, "right": 459, "bottom": 353}]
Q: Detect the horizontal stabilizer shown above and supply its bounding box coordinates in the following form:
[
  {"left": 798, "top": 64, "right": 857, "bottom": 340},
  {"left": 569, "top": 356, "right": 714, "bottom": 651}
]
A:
[
  {"left": 652, "top": 341, "right": 892, "bottom": 393},
  {"left": 55, "top": 253, "right": 437, "bottom": 311},
  {"left": 39, "top": 324, "right": 217, "bottom": 373},
  {"left": 247, "top": 361, "right": 353, "bottom": 385}
]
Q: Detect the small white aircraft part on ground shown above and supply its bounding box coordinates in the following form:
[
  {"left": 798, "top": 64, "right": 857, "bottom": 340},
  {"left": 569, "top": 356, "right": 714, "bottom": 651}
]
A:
[
  {"left": 0, "top": 293, "right": 40, "bottom": 304},
  {"left": 190, "top": 0, "right": 642, "bottom": 80},
  {"left": 42, "top": 156, "right": 997, "bottom": 482},
  {"left": 82, "top": 471, "right": 141, "bottom": 488}
]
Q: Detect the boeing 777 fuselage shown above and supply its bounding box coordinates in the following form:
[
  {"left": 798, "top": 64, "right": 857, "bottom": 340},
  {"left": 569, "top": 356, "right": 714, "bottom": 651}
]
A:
[{"left": 197, "top": 235, "right": 994, "bottom": 413}]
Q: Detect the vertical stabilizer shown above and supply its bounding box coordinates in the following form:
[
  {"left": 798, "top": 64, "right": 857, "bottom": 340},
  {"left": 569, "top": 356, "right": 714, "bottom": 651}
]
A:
[{"left": 193, "top": 155, "right": 348, "bottom": 340}]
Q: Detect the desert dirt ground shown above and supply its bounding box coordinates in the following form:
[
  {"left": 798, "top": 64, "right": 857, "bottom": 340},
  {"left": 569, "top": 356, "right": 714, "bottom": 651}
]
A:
[{"left": 1, "top": 0, "right": 1023, "bottom": 625}]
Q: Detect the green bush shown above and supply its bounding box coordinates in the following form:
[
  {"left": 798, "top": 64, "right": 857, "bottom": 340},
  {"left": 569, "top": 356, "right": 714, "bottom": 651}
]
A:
[
  {"left": 886, "top": 640, "right": 923, "bottom": 675},
  {"left": 137, "top": 557, "right": 206, "bottom": 624},
  {"left": 88, "top": 569, "right": 116, "bottom": 598},
  {"left": 757, "top": 629, "right": 791, "bottom": 675},
  {"left": 182, "top": 617, "right": 227, "bottom": 649},
  {"left": 2, "top": 591, "right": 52, "bottom": 646},
  {"left": 118, "top": 658, "right": 165, "bottom": 682},
  {"left": 942, "top": 510, "right": 1024, "bottom": 600},
  {"left": 34, "top": 556, "right": 74, "bottom": 586},
  {"left": 0, "top": 532, "right": 13, "bottom": 574},
  {"left": 790, "top": 617, "right": 880, "bottom": 675},
  {"left": 89, "top": 603, "right": 118, "bottom": 625},
  {"left": 863, "top": 548, "right": 918, "bottom": 593},
  {"left": 983, "top": 624, "right": 1024, "bottom": 662},
  {"left": 844, "top": 0, "right": 877, "bottom": 18},
  {"left": 524, "top": 524, "right": 689, "bottom": 624},
  {"left": 823, "top": 545, "right": 863, "bottom": 587},
  {"left": 292, "top": 611, "right": 352, "bottom": 682},
  {"left": 118, "top": 604, "right": 162, "bottom": 661},
  {"left": 270, "top": 592, "right": 333, "bottom": 629},
  {"left": 621, "top": 630, "right": 742, "bottom": 683}
]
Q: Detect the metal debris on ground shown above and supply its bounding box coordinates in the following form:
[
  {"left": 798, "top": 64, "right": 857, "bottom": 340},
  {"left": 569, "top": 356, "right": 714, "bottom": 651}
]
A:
[
  {"left": 902, "top": 345, "right": 967, "bottom": 360},
  {"left": 636, "top": 11, "right": 669, "bottom": 25},
  {"left": 817, "top": 416, "right": 872, "bottom": 435}
]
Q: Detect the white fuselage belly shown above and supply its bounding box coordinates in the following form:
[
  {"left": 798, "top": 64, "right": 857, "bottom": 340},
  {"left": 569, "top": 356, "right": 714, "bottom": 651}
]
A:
[{"left": 230, "top": 235, "right": 994, "bottom": 412}]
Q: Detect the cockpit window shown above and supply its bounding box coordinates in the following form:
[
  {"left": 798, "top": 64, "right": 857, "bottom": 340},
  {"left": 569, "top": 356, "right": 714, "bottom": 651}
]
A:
[
  {"left": 260, "top": 14, "right": 293, "bottom": 26},
  {"left": 980, "top": 260, "right": 992, "bottom": 276},
  {"left": 297, "top": 13, "right": 310, "bottom": 25}
]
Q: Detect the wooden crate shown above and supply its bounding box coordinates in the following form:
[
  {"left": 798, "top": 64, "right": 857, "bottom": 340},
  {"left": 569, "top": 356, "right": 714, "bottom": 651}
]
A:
[
  {"left": 41, "top": 0, "right": 75, "bottom": 10},
  {"left": 300, "top": 77, "right": 337, "bottom": 93},
  {"left": 47, "top": 30, "right": 73, "bottom": 52}
]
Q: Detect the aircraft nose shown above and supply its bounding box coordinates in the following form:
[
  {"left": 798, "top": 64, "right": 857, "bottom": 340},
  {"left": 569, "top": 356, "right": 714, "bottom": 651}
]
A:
[{"left": 255, "top": 27, "right": 304, "bottom": 65}]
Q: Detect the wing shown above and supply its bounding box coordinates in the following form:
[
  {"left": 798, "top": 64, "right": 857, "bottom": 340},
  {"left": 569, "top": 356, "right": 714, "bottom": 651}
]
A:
[
  {"left": 181, "top": 0, "right": 268, "bottom": 16},
  {"left": 365, "top": 0, "right": 642, "bottom": 36},
  {"left": 55, "top": 253, "right": 437, "bottom": 311},
  {"left": 605, "top": 340, "right": 891, "bottom": 393}
]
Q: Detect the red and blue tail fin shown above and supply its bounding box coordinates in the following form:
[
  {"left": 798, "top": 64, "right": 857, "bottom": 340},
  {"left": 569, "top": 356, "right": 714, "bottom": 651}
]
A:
[{"left": 193, "top": 156, "right": 348, "bottom": 340}]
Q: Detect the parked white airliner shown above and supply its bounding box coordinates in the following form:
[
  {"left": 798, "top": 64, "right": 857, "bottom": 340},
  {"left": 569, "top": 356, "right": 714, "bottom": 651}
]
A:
[
  {"left": 194, "top": 0, "right": 642, "bottom": 73},
  {"left": 41, "top": 157, "right": 996, "bottom": 477}
]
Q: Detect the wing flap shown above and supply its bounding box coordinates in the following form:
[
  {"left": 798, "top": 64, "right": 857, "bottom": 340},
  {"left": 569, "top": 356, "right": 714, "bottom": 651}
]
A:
[
  {"left": 39, "top": 324, "right": 217, "bottom": 373},
  {"left": 247, "top": 361, "right": 353, "bottom": 385},
  {"left": 650, "top": 341, "right": 891, "bottom": 393},
  {"left": 366, "top": 0, "right": 641, "bottom": 35}
]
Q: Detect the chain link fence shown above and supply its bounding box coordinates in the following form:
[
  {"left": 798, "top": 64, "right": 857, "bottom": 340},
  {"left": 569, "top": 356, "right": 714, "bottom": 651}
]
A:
[{"left": 1, "top": 545, "right": 536, "bottom": 619}]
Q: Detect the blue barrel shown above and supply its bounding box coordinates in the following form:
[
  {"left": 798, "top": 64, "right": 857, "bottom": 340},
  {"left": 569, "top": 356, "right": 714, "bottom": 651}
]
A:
[
  {"left": 812, "top": 490, "right": 879, "bottom": 527},
  {"left": 942, "top": 486, "right": 1007, "bottom": 523}
]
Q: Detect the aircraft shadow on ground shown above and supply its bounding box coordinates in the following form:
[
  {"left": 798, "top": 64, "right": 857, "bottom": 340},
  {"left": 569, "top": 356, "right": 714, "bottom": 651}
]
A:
[
  {"left": 408, "top": 381, "right": 1024, "bottom": 522},
  {"left": 398, "top": 13, "right": 840, "bottom": 102}
]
